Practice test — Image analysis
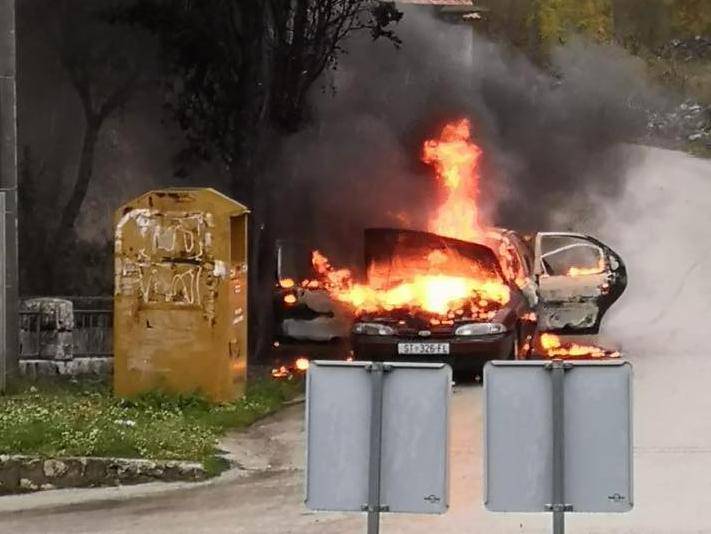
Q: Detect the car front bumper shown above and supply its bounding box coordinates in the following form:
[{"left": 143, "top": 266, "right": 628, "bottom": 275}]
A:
[{"left": 351, "top": 332, "right": 515, "bottom": 371}]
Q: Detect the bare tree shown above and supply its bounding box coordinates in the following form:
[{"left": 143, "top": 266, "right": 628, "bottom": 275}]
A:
[
  {"left": 123, "top": 0, "right": 401, "bottom": 362},
  {"left": 47, "top": 0, "right": 153, "bottom": 252},
  {"left": 122, "top": 0, "right": 400, "bottom": 175},
  {"left": 269, "top": 1, "right": 402, "bottom": 131}
]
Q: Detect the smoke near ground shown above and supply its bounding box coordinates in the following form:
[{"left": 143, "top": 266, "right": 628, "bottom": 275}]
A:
[
  {"left": 269, "top": 7, "right": 671, "bottom": 271},
  {"left": 593, "top": 146, "right": 711, "bottom": 355},
  {"left": 573, "top": 146, "right": 711, "bottom": 489}
]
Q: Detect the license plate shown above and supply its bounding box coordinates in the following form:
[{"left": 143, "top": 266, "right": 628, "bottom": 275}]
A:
[{"left": 397, "top": 342, "right": 450, "bottom": 355}]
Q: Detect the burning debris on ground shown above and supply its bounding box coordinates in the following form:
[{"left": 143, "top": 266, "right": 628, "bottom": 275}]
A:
[
  {"left": 537, "top": 333, "right": 621, "bottom": 360},
  {"left": 271, "top": 357, "right": 310, "bottom": 380}
]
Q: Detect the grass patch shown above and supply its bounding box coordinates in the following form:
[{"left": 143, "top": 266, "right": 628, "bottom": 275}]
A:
[
  {"left": 685, "top": 139, "right": 711, "bottom": 158},
  {"left": 0, "top": 378, "right": 303, "bottom": 468}
]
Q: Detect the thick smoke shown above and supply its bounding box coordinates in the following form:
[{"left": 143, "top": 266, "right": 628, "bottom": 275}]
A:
[
  {"left": 268, "top": 7, "right": 668, "bottom": 272},
  {"left": 593, "top": 146, "right": 711, "bottom": 354},
  {"left": 270, "top": 9, "right": 711, "bottom": 467}
]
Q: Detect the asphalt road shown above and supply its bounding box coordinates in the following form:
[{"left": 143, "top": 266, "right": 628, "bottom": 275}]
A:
[{"left": 2, "top": 147, "right": 711, "bottom": 533}]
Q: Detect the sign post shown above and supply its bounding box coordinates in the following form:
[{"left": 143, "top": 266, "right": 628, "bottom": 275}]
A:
[
  {"left": 365, "top": 362, "right": 386, "bottom": 534},
  {"left": 306, "top": 360, "right": 451, "bottom": 532},
  {"left": 546, "top": 360, "right": 573, "bottom": 534},
  {"left": 484, "top": 359, "right": 633, "bottom": 530}
]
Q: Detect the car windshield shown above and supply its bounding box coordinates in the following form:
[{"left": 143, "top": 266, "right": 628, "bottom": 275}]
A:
[{"left": 364, "top": 228, "right": 505, "bottom": 290}]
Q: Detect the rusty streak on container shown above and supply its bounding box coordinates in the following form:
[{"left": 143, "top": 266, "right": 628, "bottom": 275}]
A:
[{"left": 113, "top": 188, "right": 249, "bottom": 402}]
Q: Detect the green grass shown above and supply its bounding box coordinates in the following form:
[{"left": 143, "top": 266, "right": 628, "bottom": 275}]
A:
[
  {"left": 0, "top": 378, "right": 303, "bottom": 470},
  {"left": 685, "top": 139, "right": 711, "bottom": 159}
]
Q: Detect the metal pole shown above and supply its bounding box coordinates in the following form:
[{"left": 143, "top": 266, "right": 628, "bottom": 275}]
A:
[
  {"left": 546, "top": 360, "right": 572, "bottom": 534},
  {"left": 552, "top": 361, "right": 565, "bottom": 534},
  {"left": 0, "top": 0, "right": 19, "bottom": 393},
  {"left": 365, "top": 362, "right": 387, "bottom": 534}
]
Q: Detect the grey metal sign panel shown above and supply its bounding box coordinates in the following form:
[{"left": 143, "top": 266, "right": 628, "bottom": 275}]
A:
[
  {"left": 305, "top": 361, "right": 371, "bottom": 512},
  {"left": 306, "top": 361, "right": 451, "bottom": 514},
  {"left": 564, "top": 363, "right": 633, "bottom": 512},
  {"left": 484, "top": 362, "right": 553, "bottom": 512},
  {"left": 484, "top": 360, "right": 633, "bottom": 513},
  {"left": 380, "top": 364, "right": 450, "bottom": 513}
]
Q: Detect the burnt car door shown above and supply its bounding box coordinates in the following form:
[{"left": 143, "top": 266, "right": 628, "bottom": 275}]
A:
[
  {"left": 274, "top": 239, "right": 350, "bottom": 342},
  {"left": 533, "top": 232, "right": 627, "bottom": 334}
]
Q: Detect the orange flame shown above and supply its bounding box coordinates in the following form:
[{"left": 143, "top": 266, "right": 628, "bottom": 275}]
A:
[
  {"left": 312, "top": 250, "right": 352, "bottom": 287},
  {"left": 540, "top": 333, "right": 620, "bottom": 359},
  {"left": 311, "top": 249, "right": 509, "bottom": 316},
  {"left": 422, "top": 119, "right": 483, "bottom": 242},
  {"left": 291, "top": 119, "right": 506, "bottom": 319},
  {"left": 567, "top": 258, "right": 605, "bottom": 277},
  {"left": 271, "top": 366, "right": 290, "bottom": 379}
]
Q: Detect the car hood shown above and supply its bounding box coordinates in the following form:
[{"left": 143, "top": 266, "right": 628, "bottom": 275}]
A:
[{"left": 364, "top": 228, "right": 505, "bottom": 287}]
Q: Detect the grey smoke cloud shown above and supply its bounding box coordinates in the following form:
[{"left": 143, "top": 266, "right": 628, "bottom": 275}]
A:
[{"left": 268, "top": 7, "right": 669, "bottom": 272}]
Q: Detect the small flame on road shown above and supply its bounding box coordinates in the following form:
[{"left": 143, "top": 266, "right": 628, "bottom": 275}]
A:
[
  {"left": 540, "top": 333, "right": 620, "bottom": 359},
  {"left": 271, "top": 358, "right": 310, "bottom": 380},
  {"left": 271, "top": 366, "right": 290, "bottom": 379}
]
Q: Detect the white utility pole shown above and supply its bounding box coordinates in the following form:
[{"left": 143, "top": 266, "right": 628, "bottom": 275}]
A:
[{"left": 0, "top": 0, "right": 20, "bottom": 392}]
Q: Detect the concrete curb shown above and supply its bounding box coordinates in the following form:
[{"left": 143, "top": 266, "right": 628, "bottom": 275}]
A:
[
  {"left": 0, "top": 460, "right": 258, "bottom": 515},
  {"left": 0, "top": 399, "right": 305, "bottom": 514},
  {"left": 282, "top": 394, "right": 306, "bottom": 406},
  {"left": 0, "top": 456, "right": 208, "bottom": 495}
]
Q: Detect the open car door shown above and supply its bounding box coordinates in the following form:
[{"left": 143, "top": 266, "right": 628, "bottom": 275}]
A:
[
  {"left": 274, "top": 239, "right": 350, "bottom": 342},
  {"left": 534, "top": 232, "right": 627, "bottom": 334}
]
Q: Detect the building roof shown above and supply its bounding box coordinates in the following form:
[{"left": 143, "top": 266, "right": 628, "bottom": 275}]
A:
[{"left": 396, "top": 0, "right": 474, "bottom": 4}]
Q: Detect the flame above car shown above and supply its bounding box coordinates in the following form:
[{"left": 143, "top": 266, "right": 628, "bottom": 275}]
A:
[
  {"left": 422, "top": 118, "right": 483, "bottom": 242},
  {"left": 278, "top": 118, "right": 623, "bottom": 363},
  {"left": 285, "top": 119, "right": 510, "bottom": 319}
]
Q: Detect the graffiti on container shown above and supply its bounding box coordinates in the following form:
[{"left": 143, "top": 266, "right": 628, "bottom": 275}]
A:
[{"left": 115, "top": 209, "right": 228, "bottom": 320}]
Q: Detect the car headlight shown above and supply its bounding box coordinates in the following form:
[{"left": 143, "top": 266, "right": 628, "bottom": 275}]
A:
[
  {"left": 352, "top": 322, "right": 395, "bottom": 336},
  {"left": 454, "top": 323, "right": 508, "bottom": 336}
]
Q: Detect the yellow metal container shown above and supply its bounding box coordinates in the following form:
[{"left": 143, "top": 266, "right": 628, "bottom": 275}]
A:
[{"left": 113, "top": 188, "right": 249, "bottom": 402}]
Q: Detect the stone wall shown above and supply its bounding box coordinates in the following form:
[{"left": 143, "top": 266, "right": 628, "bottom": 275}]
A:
[
  {"left": 19, "top": 297, "right": 113, "bottom": 378},
  {"left": 19, "top": 298, "right": 74, "bottom": 360},
  {"left": 0, "top": 456, "right": 208, "bottom": 494},
  {"left": 19, "top": 358, "right": 113, "bottom": 379}
]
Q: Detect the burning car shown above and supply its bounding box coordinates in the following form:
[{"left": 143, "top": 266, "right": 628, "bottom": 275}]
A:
[
  {"left": 348, "top": 226, "right": 626, "bottom": 374},
  {"left": 272, "top": 117, "right": 627, "bottom": 377}
]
